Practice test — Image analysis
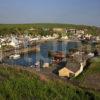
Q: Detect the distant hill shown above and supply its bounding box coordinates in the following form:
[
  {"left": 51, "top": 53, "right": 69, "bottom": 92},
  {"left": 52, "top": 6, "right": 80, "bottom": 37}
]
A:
[{"left": 0, "top": 23, "right": 100, "bottom": 36}]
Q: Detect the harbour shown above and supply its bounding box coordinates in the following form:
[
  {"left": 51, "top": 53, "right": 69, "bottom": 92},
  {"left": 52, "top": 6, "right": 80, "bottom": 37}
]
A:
[{"left": 2, "top": 40, "right": 81, "bottom": 67}]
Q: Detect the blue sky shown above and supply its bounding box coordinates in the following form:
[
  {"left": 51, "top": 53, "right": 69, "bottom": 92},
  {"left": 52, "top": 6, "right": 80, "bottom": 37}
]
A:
[{"left": 0, "top": 0, "right": 100, "bottom": 26}]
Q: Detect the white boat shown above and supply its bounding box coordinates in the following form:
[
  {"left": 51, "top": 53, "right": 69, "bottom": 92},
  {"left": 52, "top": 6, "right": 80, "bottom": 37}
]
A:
[
  {"left": 88, "top": 52, "right": 94, "bottom": 58},
  {"left": 9, "top": 54, "right": 20, "bottom": 60}
]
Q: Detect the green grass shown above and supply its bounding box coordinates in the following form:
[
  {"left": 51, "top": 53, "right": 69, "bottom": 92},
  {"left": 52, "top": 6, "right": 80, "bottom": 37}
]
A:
[
  {"left": 73, "top": 57, "right": 100, "bottom": 91},
  {"left": 0, "top": 66, "right": 100, "bottom": 100},
  {"left": 75, "top": 57, "right": 100, "bottom": 79}
]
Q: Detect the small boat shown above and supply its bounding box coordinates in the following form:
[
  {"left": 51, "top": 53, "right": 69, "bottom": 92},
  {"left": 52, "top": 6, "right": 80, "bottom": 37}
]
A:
[
  {"left": 35, "top": 61, "right": 40, "bottom": 67},
  {"left": 9, "top": 54, "right": 20, "bottom": 60}
]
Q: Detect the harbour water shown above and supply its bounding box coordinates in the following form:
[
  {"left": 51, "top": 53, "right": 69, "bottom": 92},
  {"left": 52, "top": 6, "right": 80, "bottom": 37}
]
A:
[{"left": 4, "top": 40, "right": 81, "bottom": 66}]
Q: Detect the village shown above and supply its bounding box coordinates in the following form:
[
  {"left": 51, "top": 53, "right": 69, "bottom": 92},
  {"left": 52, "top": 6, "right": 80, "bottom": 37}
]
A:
[
  {"left": 0, "top": 27, "right": 100, "bottom": 79},
  {"left": 0, "top": 0, "right": 100, "bottom": 99}
]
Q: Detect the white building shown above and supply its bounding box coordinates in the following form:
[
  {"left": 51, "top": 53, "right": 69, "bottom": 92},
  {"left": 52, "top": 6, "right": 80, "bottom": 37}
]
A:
[
  {"left": 76, "top": 30, "right": 85, "bottom": 34},
  {"left": 53, "top": 28, "right": 65, "bottom": 33},
  {"left": 96, "top": 36, "right": 100, "bottom": 41},
  {"left": 9, "top": 36, "right": 19, "bottom": 48},
  {"left": 61, "top": 36, "right": 68, "bottom": 40}
]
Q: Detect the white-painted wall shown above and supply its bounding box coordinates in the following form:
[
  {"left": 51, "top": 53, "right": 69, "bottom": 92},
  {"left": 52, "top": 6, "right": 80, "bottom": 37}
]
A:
[{"left": 75, "top": 61, "right": 86, "bottom": 77}]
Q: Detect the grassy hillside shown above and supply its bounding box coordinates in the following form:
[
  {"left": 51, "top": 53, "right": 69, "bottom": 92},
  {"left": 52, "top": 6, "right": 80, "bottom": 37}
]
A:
[
  {"left": 75, "top": 57, "right": 100, "bottom": 91},
  {"left": 0, "top": 65, "right": 100, "bottom": 100}
]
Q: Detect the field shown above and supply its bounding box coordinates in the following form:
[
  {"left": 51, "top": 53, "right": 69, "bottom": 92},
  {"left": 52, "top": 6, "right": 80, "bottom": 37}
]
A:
[{"left": 0, "top": 64, "right": 100, "bottom": 100}]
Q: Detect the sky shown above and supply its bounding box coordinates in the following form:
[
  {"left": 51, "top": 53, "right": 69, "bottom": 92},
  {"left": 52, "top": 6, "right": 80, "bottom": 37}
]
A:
[{"left": 0, "top": 0, "right": 100, "bottom": 26}]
